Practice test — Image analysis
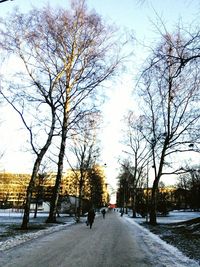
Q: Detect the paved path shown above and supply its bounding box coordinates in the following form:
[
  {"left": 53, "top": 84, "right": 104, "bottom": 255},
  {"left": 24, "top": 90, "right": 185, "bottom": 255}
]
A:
[{"left": 0, "top": 211, "right": 198, "bottom": 267}]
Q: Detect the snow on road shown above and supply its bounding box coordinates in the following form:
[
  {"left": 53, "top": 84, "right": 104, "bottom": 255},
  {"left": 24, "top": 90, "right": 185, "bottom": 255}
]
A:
[{"left": 0, "top": 210, "right": 199, "bottom": 266}]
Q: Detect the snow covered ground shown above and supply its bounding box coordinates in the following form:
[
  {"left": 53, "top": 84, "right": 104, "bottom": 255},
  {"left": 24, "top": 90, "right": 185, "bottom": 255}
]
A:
[
  {"left": 124, "top": 216, "right": 200, "bottom": 267},
  {"left": 0, "top": 209, "right": 200, "bottom": 266},
  {"left": 128, "top": 210, "right": 200, "bottom": 266},
  {"left": 134, "top": 210, "right": 200, "bottom": 224},
  {"left": 0, "top": 209, "right": 75, "bottom": 251}
]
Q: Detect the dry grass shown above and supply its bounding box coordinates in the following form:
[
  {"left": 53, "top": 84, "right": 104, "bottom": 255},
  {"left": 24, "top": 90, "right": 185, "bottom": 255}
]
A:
[{"left": 142, "top": 217, "right": 200, "bottom": 264}]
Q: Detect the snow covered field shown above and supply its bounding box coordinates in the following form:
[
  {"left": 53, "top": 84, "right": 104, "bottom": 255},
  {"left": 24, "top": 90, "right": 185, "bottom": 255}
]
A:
[
  {"left": 131, "top": 210, "right": 200, "bottom": 265},
  {"left": 0, "top": 209, "right": 75, "bottom": 251},
  {"left": 134, "top": 210, "right": 200, "bottom": 224}
]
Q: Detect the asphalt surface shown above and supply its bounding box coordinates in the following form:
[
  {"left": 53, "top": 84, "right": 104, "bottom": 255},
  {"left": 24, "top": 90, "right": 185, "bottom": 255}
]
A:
[{"left": 1, "top": 211, "right": 196, "bottom": 267}]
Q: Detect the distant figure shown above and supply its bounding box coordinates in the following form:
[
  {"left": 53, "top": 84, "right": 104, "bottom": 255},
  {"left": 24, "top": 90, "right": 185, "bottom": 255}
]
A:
[
  {"left": 87, "top": 208, "right": 95, "bottom": 229},
  {"left": 101, "top": 208, "right": 106, "bottom": 219}
]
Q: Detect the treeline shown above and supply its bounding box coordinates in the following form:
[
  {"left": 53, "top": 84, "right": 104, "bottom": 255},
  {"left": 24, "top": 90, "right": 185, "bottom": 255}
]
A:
[{"left": 117, "top": 164, "right": 200, "bottom": 218}]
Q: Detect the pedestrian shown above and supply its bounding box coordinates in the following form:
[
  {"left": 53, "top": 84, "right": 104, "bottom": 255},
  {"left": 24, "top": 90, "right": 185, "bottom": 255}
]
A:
[
  {"left": 101, "top": 208, "right": 106, "bottom": 219},
  {"left": 120, "top": 209, "right": 124, "bottom": 217},
  {"left": 87, "top": 208, "right": 95, "bottom": 229}
]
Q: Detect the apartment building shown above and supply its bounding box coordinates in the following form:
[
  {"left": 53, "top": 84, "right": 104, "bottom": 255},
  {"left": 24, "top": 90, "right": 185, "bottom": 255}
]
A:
[{"left": 0, "top": 165, "right": 109, "bottom": 208}]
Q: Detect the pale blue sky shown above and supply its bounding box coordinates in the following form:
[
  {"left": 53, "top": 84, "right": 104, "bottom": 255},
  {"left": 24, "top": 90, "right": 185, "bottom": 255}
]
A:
[
  {"left": 0, "top": 0, "right": 199, "bottom": 192},
  {"left": 1, "top": 1, "right": 199, "bottom": 35}
]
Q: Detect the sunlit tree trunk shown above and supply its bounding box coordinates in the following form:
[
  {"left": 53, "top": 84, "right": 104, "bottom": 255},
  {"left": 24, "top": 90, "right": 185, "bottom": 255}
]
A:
[
  {"left": 21, "top": 115, "right": 56, "bottom": 229},
  {"left": 46, "top": 102, "right": 69, "bottom": 223}
]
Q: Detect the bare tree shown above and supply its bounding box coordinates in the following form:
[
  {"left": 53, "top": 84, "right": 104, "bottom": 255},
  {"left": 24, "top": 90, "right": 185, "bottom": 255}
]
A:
[
  {"left": 138, "top": 29, "right": 200, "bottom": 224},
  {"left": 45, "top": 0, "right": 126, "bottom": 223},
  {"left": 0, "top": 90, "right": 59, "bottom": 228},
  {"left": 0, "top": 7, "right": 66, "bottom": 229},
  {"left": 0, "top": 0, "right": 126, "bottom": 224},
  {"left": 67, "top": 112, "right": 101, "bottom": 222},
  {"left": 122, "top": 112, "right": 151, "bottom": 217}
]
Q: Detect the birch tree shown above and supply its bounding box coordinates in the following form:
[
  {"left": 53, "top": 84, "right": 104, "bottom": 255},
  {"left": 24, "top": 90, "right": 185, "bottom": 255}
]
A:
[
  {"left": 0, "top": 8, "right": 62, "bottom": 228},
  {"left": 0, "top": 0, "right": 128, "bottom": 225},
  {"left": 46, "top": 0, "right": 125, "bottom": 223}
]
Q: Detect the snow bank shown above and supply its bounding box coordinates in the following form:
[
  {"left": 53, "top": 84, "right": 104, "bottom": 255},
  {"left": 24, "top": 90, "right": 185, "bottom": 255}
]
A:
[
  {"left": 0, "top": 221, "right": 74, "bottom": 251},
  {"left": 124, "top": 216, "right": 200, "bottom": 267}
]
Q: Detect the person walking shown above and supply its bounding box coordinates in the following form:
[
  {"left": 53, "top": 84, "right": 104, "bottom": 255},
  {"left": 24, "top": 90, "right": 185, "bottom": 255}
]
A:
[
  {"left": 87, "top": 208, "right": 95, "bottom": 229},
  {"left": 101, "top": 208, "right": 106, "bottom": 219},
  {"left": 120, "top": 209, "right": 124, "bottom": 217}
]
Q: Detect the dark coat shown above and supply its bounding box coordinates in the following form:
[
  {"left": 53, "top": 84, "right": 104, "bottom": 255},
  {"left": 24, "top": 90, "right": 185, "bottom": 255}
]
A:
[
  {"left": 87, "top": 209, "right": 95, "bottom": 223},
  {"left": 101, "top": 209, "right": 106, "bottom": 215}
]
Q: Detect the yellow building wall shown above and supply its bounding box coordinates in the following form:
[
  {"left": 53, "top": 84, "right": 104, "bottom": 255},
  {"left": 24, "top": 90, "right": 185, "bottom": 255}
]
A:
[{"left": 0, "top": 166, "right": 109, "bottom": 207}]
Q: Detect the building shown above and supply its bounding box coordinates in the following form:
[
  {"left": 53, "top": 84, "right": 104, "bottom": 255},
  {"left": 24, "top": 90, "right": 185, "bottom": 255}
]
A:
[{"left": 0, "top": 165, "right": 109, "bottom": 209}]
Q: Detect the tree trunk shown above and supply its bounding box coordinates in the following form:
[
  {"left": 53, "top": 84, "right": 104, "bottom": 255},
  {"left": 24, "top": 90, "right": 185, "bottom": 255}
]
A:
[
  {"left": 21, "top": 161, "right": 40, "bottom": 229},
  {"left": 34, "top": 196, "right": 39, "bottom": 218},
  {"left": 149, "top": 138, "right": 168, "bottom": 225},
  {"left": 34, "top": 202, "right": 38, "bottom": 218},
  {"left": 21, "top": 183, "right": 34, "bottom": 229},
  {"left": 149, "top": 180, "right": 158, "bottom": 225},
  {"left": 21, "top": 115, "right": 56, "bottom": 229},
  {"left": 46, "top": 111, "right": 68, "bottom": 223},
  {"left": 131, "top": 194, "right": 137, "bottom": 218},
  {"left": 46, "top": 147, "right": 65, "bottom": 223},
  {"left": 76, "top": 177, "right": 83, "bottom": 223}
]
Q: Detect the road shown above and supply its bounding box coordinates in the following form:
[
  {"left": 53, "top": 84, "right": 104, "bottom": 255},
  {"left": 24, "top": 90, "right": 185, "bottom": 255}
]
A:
[{"left": 0, "top": 211, "right": 198, "bottom": 267}]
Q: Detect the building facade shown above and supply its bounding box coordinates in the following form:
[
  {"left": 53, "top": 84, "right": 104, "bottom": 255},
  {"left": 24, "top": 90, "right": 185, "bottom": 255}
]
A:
[{"left": 0, "top": 165, "right": 109, "bottom": 209}]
